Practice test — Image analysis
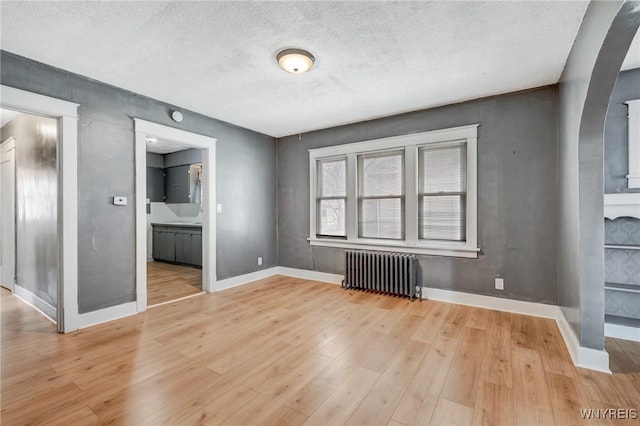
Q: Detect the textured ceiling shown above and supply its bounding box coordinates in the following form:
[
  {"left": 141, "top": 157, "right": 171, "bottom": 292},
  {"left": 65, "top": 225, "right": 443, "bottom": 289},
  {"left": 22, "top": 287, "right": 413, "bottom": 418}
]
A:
[
  {"left": 146, "top": 138, "right": 193, "bottom": 155},
  {"left": 0, "top": 1, "right": 589, "bottom": 137}
]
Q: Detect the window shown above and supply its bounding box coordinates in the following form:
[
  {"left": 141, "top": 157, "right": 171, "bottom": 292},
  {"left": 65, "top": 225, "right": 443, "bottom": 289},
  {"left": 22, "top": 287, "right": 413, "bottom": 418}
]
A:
[
  {"left": 418, "top": 142, "right": 466, "bottom": 241},
  {"left": 309, "top": 124, "right": 479, "bottom": 258},
  {"left": 358, "top": 150, "right": 404, "bottom": 239},
  {"left": 316, "top": 157, "right": 347, "bottom": 237}
]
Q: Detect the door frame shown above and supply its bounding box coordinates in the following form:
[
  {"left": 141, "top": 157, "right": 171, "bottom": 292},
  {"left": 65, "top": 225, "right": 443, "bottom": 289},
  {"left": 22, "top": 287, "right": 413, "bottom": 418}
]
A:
[
  {"left": 0, "top": 84, "right": 79, "bottom": 332},
  {"left": 134, "top": 119, "right": 217, "bottom": 313},
  {"left": 1, "top": 137, "right": 16, "bottom": 291}
]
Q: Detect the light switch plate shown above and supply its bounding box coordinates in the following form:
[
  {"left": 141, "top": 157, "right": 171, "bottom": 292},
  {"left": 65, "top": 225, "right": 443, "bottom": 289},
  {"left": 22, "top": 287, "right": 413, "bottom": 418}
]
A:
[
  {"left": 216, "top": 204, "right": 222, "bottom": 213},
  {"left": 113, "top": 196, "right": 127, "bottom": 206}
]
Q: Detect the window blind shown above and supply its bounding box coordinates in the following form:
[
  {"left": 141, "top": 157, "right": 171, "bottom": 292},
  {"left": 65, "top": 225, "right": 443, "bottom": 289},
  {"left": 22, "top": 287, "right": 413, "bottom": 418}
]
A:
[
  {"left": 316, "top": 158, "right": 347, "bottom": 237},
  {"left": 357, "top": 150, "right": 404, "bottom": 240},
  {"left": 419, "top": 143, "right": 466, "bottom": 241}
]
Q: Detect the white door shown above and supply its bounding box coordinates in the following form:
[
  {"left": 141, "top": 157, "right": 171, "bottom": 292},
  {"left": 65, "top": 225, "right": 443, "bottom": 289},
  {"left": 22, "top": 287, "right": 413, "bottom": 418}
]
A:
[{"left": 1, "top": 137, "right": 16, "bottom": 291}]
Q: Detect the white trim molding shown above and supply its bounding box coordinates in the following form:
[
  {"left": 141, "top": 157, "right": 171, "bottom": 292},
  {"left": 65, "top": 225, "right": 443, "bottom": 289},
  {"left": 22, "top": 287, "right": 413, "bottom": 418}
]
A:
[
  {"left": 213, "top": 267, "right": 342, "bottom": 292},
  {"left": 14, "top": 285, "right": 57, "bottom": 322},
  {"left": 133, "top": 119, "right": 217, "bottom": 313},
  {"left": 604, "top": 193, "right": 640, "bottom": 220},
  {"left": 307, "top": 238, "right": 480, "bottom": 258},
  {"left": 308, "top": 125, "right": 479, "bottom": 259},
  {"left": 422, "top": 287, "right": 560, "bottom": 318},
  {"left": 605, "top": 322, "right": 640, "bottom": 342},
  {"left": 216, "top": 267, "right": 280, "bottom": 291},
  {"left": 277, "top": 267, "right": 343, "bottom": 284},
  {"left": 1, "top": 84, "right": 79, "bottom": 333},
  {"left": 78, "top": 302, "right": 137, "bottom": 329},
  {"left": 625, "top": 99, "right": 640, "bottom": 188}
]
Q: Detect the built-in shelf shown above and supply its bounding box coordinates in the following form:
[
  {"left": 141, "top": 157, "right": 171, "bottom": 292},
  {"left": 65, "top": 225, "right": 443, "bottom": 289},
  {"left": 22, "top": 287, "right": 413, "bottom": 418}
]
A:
[
  {"left": 605, "top": 314, "right": 640, "bottom": 328},
  {"left": 604, "top": 244, "right": 640, "bottom": 250},
  {"left": 605, "top": 282, "right": 640, "bottom": 294},
  {"left": 604, "top": 193, "right": 640, "bottom": 220}
]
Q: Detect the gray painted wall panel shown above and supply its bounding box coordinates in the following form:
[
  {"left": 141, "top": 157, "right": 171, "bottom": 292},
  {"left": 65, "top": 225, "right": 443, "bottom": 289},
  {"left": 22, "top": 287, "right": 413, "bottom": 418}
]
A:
[
  {"left": 605, "top": 68, "right": 640, "bottom": 194},
  {"left": 146, "top": 152, "right": 163, "bottom": 169},
  {"left": 278, "top": 87, "right": 559, "bottom": 304},
  {"left": 1, "top": 51, "right": 277, "bottom": 313},
  {"left": 164, "top": 148, "right": 202, "bottom": 168}
]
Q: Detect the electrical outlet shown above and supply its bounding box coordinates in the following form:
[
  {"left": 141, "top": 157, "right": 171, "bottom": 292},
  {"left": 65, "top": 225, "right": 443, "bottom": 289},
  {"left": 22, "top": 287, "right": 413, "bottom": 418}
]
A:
[
  {"left": 495, "top": 277, "right": 504, "bottom": 290},
  {"left": 257, "top": 256, "right": 263, "bottom": 266},
  {"left": 113, "top": 196, "right": 127, "bottom": 206}
]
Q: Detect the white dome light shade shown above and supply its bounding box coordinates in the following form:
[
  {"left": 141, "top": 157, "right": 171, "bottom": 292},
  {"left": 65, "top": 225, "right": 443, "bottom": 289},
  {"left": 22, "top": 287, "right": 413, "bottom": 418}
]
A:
[{"left": 277, "top": 49, "right": 315, "bottom": 74}]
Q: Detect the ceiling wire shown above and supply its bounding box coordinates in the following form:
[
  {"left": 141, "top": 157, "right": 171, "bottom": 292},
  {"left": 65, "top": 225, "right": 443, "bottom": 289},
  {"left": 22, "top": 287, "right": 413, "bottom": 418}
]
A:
[{"left": 298, "top": 77, "right": 302, "bottom": 141}]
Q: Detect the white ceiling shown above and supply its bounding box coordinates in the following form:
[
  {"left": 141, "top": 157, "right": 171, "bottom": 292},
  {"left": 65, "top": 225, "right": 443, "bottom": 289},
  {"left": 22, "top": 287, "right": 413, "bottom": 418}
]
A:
[
  {"left": 622, "top": 29, "right": 640, "bottom": 71},
  {"left": 0, "top": 108, "right": 19, "bottom": 128},
  {"left": 146, "top": 137, "right": 192, "bottom": 155},
  {"left": 0, "top": 1, "right": 590, "bottom": 138}
]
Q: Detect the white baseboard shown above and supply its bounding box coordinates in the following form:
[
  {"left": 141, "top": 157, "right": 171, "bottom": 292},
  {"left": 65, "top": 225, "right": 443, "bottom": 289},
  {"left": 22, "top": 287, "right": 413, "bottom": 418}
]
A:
[
  {"left": 423, "top": 287, "right": 611, "bottom": 374},
  {"left": 605, "top": 322, "right": 640, "bottom": 342},
  {"left": 78, "top": 301, "right": 137, "bottom": 329},
  {"left": 422, "top": 287, "right": 560, "bottom": 319},
  {"left": 554, "top": 308, "right": 610, "bottom": 373},
  {"left": 214, "top": 266, "right": 343, "bottom": 291},
  {"left": 215, "top": 267, "right": 280, "bottom": 291},
  {"left": 276, "top": 267, "right": 343, "bottom": 284},
  {"left": 14, "top": 284, "right": 57, "bottom": 323}
]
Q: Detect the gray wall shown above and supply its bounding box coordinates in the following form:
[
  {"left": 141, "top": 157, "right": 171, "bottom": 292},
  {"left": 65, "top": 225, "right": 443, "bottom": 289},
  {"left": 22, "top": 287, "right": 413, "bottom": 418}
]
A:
[
  {"left": 278, "top": 86, "right": 559, "bottom": 304},
  {"left": 1, "top": 51, "right": 277, "bottom": 314},
  {"left": 146, "top": 152, "right": 163, "bottom": 169},
  {"left": 1, "top": 113, "right": 58, "bottom": 313},
  {"left": 605, "top": 68, "right": 640, "bottom": 194},
  {"left": 557, "top": 0, "right": 639, "bottom": 350},
  {"left": 164, "top": 148, "right": 202, "bottom": 168}
]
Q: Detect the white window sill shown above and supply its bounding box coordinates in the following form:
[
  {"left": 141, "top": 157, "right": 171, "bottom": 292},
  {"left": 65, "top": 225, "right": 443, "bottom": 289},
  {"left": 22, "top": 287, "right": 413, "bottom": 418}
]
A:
[{"left": 308, "top": 238, "right": 479, "bottom": 259}]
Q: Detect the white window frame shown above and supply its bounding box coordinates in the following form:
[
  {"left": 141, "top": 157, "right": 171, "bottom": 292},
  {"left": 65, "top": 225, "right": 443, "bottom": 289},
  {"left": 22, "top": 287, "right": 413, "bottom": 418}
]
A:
[
  {"left": 308, "top": 124, "right": 479, "bottom": 258},
  {"left": 625, "top": 99, "right": 640, "bottom": 188}
]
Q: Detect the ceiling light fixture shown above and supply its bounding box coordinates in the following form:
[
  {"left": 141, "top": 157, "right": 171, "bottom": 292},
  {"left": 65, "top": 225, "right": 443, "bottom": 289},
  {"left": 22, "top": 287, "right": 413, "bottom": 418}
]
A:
[
  {"left": 145, "top": 137, "right": 158, "bottom": 143},
  {"left": 277, "top": 48, "right": 315, "bottom": 74}
]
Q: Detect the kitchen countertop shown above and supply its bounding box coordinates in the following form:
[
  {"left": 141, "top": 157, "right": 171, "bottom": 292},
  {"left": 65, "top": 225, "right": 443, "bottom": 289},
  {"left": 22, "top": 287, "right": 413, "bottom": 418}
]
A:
[{"left": 151, "top": 221, "right": 202, "bottom": 228}]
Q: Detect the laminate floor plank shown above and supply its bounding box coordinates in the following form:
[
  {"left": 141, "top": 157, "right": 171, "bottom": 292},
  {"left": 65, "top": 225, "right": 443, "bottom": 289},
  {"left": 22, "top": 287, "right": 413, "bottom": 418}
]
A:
[
  {"left": 2, "top": 279, "right": 639, "bottom": 426},
  {"left": 147, "top": 261, "right": 202, "bottom": 306}
]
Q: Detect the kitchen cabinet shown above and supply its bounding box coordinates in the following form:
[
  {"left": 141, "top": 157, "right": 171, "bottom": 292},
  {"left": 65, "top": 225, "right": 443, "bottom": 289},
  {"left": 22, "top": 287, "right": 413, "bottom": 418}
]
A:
[
  {"left": 164, "top": 163, "right": 203, "bottom": 204},
  {"left": 152, "top": 224, "right": 202, "bottom": 267},
  {"left": 165, "top": 165, "right": 191, "bottom": 204},
  {"left": 147, "top": 167, "right": 165, "bottom": 202}
]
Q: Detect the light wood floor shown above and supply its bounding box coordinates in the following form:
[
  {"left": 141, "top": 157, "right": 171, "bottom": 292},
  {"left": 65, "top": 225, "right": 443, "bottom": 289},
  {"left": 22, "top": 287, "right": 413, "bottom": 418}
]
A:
[
  {"left": 147, "top": 261, "right": 202, "bottom": 306},
  {"left": 1, "top": 277, "right": 639, "bottom": 425}
]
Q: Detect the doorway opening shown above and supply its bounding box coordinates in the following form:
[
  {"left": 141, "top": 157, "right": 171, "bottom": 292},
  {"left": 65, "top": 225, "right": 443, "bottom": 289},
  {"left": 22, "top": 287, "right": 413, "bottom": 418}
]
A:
[
  {"left": 134, "top": 119, "right": 216, "bottom": 313},
  {"left": 1, "top": 135, "right": 16, "bottom": 294},
  {"left": 0, "top": 84, "right": 79, "bottom": 332},
  {"left": 1, "top": 109, "right": 59, "bottom": 323},
  {"left": 146, "top": 142, "right": 204, "bottom": 306},
  {"left": 603, "top": 28, "right": 640, "bottom": 371}
]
